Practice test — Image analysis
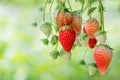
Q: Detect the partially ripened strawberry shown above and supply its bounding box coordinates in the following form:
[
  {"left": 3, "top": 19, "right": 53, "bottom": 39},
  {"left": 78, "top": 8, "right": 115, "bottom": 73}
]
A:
[
  {"left": 56, "top": 11, "right": 72, "bottom": 28},
  {"left": 84, "top": 19, "right": 99, "bottom": 35},
  {"left": 94, "top": 45, "right": 113, "bottom": 75},
  {"left": 70, "top": 14, "right": 82, "bottom": 33},
  {"left": 59, "top": 26, "right": 76, "bottom": 52},
  {"left": 40, "top": 22, "right": 52, "bottom": 37},
  {"left": 95, "top": 31, "right": 106, "bottom": 44},
  {"left": 88, "top": 36, "right": 97, "bottom": 48}
]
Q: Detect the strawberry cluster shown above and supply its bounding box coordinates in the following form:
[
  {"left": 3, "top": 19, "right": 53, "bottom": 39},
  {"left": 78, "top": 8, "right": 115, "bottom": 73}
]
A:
[
  {"left": 34, "top": 0, "right": 113, "bottom": 76},
  {"left": 56, "top": 10, "right": 82, "bottom": 52}
]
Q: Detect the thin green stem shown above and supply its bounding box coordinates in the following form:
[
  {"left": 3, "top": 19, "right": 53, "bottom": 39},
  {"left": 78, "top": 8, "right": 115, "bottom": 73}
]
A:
[
  {"left": 67, "top": 0, "right": 72, "bottom": 11},
  {"left": 80, "top": 1, "right": 91, "bottom": 15},
  {"left": 43, "top": 0, "right": 48, "bottom": 22},
  {"left": 89, "top": 4, "right": 92, "bottom": 19},
  {"left": 99, "top": 0, "right": 105, "bottom": 31},
  {"left": 80, "top": 3, "right": 88, "bottom": 15},
  {"left": 81, "top": 47, "right": 88, "bottom": 60},
  {"left": 49, "top": 0, "right": 54, "bottom": 22}
]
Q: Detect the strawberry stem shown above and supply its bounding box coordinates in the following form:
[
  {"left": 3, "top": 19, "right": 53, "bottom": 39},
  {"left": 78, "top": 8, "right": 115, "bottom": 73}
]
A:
[
  {"left": 67, "top": 0, "right": 72, "bottom": 11},
  {"left": 43, "top": 0, "right": 48, "bottom": 22},
  {"left": 88, "top": 3, "right": 92, "bottom": 19},
  {"left": 80, "top": 0, "right": 93, "bottom": 15},
  {"left": 49, "top": 0, "right": 54, "bottom": 22},
  {"left": 80, "top": 2, "right": 88, "bottom": 15},
  {"left": 99, "top": 0, "right": 105, "bottom": 31}
]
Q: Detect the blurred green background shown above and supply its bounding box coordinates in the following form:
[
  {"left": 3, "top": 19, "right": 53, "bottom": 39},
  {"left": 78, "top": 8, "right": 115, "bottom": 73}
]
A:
[{"left": 0, "top": 0, "right": 120, "bottom": 80}]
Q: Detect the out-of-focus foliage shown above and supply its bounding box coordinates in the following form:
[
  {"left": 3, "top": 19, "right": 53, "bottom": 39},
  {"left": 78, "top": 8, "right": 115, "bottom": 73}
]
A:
[{"left": 0, "top": 0, "right": 120, "bottom": 80}]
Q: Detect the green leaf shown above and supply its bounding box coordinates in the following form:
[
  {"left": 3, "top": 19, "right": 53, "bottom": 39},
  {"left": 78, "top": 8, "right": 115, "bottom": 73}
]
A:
[
  {"left": 41, "top": 38, "right": 49, "bottom": 45},
  {"left": 32, "top": 22, "right": 37, "bottom": 27},
  {"left": 80, "top": 0, "right": 85, "bottom": 8},
  {"left": 87, "top": 7, "right": 97, "bottom": 16},
  {"left": 79, "top": 60, "right": 86, "bottom": 65},
  {"left": 88, "top": 0, "right": 96, "bottom": 5}
]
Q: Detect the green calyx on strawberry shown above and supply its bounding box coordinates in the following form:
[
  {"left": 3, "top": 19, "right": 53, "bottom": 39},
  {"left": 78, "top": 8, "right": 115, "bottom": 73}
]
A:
[
  {"left": 94, "top": 45, "right": 113, "bottom": 75},
  {"left": 95, "top": 31, "right": 107, "bottom": 44},
  {"left": 50, "top": 35, "right": 58, "bottom": 46},
  {"left": 59, "top": 26, "right": 76, "bottom": 52},
  {"left": 40, "top": 22, "right": 52, "bottom": 37},
  {"left": 50, "top": 50, "right": 59, "bottom": 60}
]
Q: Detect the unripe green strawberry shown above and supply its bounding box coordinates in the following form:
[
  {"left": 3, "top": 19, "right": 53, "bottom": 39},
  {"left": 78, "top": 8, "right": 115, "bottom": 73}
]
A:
[
  {"left": 50, "top": 50, "right": 59, "bottom": 60},
  {"left": 94, "top": 45, "right": 113, "bottom": 75},
  {"left": 50, "top": 35, "right": 58, "bottom": 45},
  {"left": 41, "top": 38, "right": 49, "bottom": 45},
  {"left": 59, "top": 26, "right": 76, "bottom": 52},
  {"left": 88, "top": 64, "right": 97, "bottom": 76},
  {"left": 95, "top": 31, "right": 106, "bottom": 44},
  {"left": 40, "top": 22, "right": 52, "bottom": 37}
]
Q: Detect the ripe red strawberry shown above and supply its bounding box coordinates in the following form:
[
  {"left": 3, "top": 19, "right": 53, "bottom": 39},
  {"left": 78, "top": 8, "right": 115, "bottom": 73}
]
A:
[
  {"left": 70, "top": 14, "right": 82, "bottom": 33},
  {"left": 84, "top": 19, "right": 99, "bottom": 35},
  {"left": 56, "top": 11, "right": 72, "bottom": 28},
  {"left": 88, "top": 36, "right": 97, "bottom": 48},
  {"left": 94, "top": 45, "right": 113, "bottom": 75},
  {"left": 59, "top": 26, "right": 76, "bottom": 52}
]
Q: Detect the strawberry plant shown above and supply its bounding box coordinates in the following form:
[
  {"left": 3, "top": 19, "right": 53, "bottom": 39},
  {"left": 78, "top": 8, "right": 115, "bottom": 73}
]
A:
[{"left": 33, "top": 0, "right": 113, "bottom": 75}]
